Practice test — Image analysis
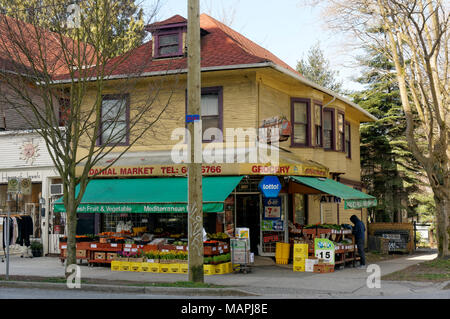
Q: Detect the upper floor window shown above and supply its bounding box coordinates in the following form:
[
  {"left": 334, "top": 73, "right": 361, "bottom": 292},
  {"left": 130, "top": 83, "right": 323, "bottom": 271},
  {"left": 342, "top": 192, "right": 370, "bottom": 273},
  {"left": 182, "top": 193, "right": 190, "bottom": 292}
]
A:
[
  {"left": 100, "top": 94, "right": 129, "bottom": 146},
  {"left": 58, "top": 97, "right": 70, "bottom": 127},
  {"left": 345, "top": 122, "right": 351, "bottom": 158},
  {"left": 154, "top": 31, "right": 183, "bottom": 58},
  {"left": 314, "top": 103, "right": 322, "bottom": 147},
  {"left": 186, "top": 87, "right": 223, "bottom": 142},
  {"left": 291, "top": 98, "right": 310, "bottom": 146},
  {"left": 337, "top": 112, "right": 345, "bottom": 152},
  {"left": 323, "top": 108, "right": 335, "bottom": 150}
]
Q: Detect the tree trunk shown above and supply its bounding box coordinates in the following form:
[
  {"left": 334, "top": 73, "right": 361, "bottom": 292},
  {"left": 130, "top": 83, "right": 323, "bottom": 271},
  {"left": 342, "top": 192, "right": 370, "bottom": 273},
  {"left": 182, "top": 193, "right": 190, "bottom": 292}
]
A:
[
  {"left": 65, "top": 183, "right": 78, "bottom": 277},
  {"left": 433, "top": 190, "right": 449, "bottom": 258}
]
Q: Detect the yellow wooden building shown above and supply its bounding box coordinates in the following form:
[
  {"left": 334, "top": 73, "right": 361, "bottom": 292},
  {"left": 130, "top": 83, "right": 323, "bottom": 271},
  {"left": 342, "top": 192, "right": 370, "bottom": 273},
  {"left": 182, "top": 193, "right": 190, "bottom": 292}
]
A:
[{"left": 54, "top": 14, "right": 377, "bottom": 256}]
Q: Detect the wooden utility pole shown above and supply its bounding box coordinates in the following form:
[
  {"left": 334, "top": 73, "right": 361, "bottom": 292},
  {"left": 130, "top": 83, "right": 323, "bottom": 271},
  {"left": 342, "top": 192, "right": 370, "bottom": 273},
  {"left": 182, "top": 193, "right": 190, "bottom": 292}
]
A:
[{"left": 187, "top": 0, "right": 204, "bottom": 283}]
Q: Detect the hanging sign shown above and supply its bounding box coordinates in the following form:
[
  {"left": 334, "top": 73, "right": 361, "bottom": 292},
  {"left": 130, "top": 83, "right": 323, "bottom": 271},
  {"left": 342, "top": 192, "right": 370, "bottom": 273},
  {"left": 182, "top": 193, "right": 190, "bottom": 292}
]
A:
[
  {"left": 7, "top": 177, "right": 19, "bottom": 193},
  {"left": 259, "top": 176, "right": 282, "bottom": 198},
  {"left": 314, "top": 238, "right": 335, "bottom": 265}
]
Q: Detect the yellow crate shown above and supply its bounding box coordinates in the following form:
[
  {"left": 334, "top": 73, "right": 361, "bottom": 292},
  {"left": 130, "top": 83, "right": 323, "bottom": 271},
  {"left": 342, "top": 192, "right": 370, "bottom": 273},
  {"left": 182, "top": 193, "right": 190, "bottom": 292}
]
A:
[
  {"left": 140, "top": 263, "right": 151, "bottom": 272},
  {"left": 293, "top": 255, "right": 307, "bottom": 264},
  {"left": 294, "top": 244, "right": 309, "bottom": 255},
  {"left": 224, "top": 262, "right": 232, "bottom": 274},
  {"left": 168, "top": 263, "right": 181, "bottom": 274},
  {"left": 275, "top": 258, "right": 289, "bottom": 265},
  {"left": 130, "top": 262, "right": 142, "bottom": 272},
  {"left": 214, "top": 263, "right": 227, "bottom": 275},
  {"left": 203, "top": 264, "right": 215, "bottom": 275},
  {"left": 180, "top": 263, "right": 188, "bottom": 274},
  {"left": 149, "top": 263, "right": 160, "bottom": 273},
  {"left": 119, "top": 262, "right": 130, "bottom": 272},
  {"left": 111, "top": 261, "right": 121, "bottom": 271},
  {"left": 159, "top": 264, "right": 170, "bottom": 274},
  {"left": 293, "top": 264, "right": 305, "bottom": 272}
]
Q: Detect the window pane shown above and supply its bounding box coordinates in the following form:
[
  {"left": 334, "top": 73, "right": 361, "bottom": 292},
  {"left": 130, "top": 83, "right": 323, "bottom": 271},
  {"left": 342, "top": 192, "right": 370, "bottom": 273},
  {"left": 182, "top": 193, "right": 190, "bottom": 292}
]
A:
[
  {"left": 202, "top": 117, "right": 220, "bottom": 140},
  {"left": 159, "top": 34, "right": 178, "bottom": 46},
  {"left": 102, "top": 99, "right": 126, "bottom": 121},
  {"left": 345, "top": 124, "right": 351, "bottom": 142},
  {"left": 294, "top": 194, "right": 306, "bottom": 225},
  {"left": 201, "top": 94, "right": 219, "bottom": 116},
  {"left": 324, "top": 129, "right": 332, "bottom": 149},
  {"left": 315, "top": 125, "right": 322, "bottom": 145},
  {"left": 102, "top": 121, "right": 127, "bottom": 144},
  {"left": 101, "top": 96, "right": 127, "bottom": 145},
  {"left": 159, "top": 45, "right": 179, "bottom": 55},
  {"left": 293, "top": 123, "right": 306, "bottom": 144},
  {"left": 293, "top": 102, "right": 307, "bottom": 123},
  {"left": 338, "top": 114, "right": 344, "bottom": 132},
  {"left": 323, "top": 111, "right": 332, "bottom": 130},
  {"left": 315, "top": 104, "right": 321, "bottom": 125}
]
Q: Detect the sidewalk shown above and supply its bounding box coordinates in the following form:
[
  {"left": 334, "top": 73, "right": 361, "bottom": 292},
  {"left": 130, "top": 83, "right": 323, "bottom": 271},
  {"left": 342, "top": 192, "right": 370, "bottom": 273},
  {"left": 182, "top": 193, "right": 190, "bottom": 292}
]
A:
[{"left": 0, "top": 249, "right": 448, "bottom": 298}]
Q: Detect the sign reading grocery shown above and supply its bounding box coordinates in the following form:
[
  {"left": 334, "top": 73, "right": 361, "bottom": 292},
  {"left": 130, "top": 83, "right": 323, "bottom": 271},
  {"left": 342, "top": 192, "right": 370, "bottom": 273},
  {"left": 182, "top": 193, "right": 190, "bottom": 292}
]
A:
[{"left": 79, "top": 163, "right": 328, "bottom": 178}]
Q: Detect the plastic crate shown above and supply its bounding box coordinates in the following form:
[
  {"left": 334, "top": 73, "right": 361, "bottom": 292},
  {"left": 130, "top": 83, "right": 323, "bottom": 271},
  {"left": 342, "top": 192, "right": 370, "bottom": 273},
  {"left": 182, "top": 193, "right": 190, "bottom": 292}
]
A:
[
  {"left": 203, "top": 264, "right": 215, "bottom": 275},
  {"left": 111, "top": 261, "right": 121, "bottom": 271},
  {"left": 168, "top": 264, "right": 181, "bottom": 274}
]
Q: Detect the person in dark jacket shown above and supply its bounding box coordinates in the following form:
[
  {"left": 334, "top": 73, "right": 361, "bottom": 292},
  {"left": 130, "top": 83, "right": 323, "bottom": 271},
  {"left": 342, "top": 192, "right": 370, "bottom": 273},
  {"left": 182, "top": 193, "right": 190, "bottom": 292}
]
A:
[{"left": 350, "top": 215, "right": 366, "bottom": 268}]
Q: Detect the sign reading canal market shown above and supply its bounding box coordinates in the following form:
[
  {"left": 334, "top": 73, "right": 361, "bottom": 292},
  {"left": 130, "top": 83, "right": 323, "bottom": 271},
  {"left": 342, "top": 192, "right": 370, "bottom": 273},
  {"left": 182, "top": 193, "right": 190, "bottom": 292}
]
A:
[
  {"left": 259, "top": 176, "right": 282, "bottom": 198},
  {"left": 78, "top": 163, "right": 328, "bottom": 178}
]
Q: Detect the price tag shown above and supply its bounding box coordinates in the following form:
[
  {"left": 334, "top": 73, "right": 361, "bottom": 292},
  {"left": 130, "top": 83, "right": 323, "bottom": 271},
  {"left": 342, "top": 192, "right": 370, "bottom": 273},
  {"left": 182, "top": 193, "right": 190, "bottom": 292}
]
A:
[
  {"left": 314, "top": 238, "right": 335, "bottom": 265},
  {"left": 124, "top": 248, "right": 130, "bottom": 252},
  {"left": 90, "top": 244, "right": 97, "bottom": 248},
  {"left": 125, "top": 244, "right": 132, "bottom": 248},
  {"left": 131, "top": 248, "right": 137, "bottom": 252},
  {"left": 111, "top": 243, "right": 118, "bottom": 248},
  {"left": 176, "top": 246, "right": 184, "bottom": 250},
  {"left": 61, "top": 245, "right": 67, "bottom": 249}
]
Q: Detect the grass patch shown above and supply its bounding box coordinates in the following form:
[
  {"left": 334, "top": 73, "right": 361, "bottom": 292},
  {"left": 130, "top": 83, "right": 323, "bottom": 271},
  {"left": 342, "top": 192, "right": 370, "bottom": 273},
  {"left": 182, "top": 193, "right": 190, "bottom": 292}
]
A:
[{"left": 382, "top": 258, "right": 450, "bottom": 283}]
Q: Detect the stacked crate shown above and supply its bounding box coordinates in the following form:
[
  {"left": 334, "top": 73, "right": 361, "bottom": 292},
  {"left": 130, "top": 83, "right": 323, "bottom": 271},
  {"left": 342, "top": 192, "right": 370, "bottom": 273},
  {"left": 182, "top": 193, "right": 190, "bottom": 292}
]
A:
[{"left": 293, "top": 243, "right": 308, "bottom": 272}]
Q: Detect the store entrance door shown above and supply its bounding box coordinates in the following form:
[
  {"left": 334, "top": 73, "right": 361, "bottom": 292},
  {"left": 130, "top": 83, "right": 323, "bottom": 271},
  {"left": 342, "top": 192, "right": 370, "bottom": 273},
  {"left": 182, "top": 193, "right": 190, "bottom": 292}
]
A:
[{"left": 236, "top": 194, "right": 260, "bottom": 255}]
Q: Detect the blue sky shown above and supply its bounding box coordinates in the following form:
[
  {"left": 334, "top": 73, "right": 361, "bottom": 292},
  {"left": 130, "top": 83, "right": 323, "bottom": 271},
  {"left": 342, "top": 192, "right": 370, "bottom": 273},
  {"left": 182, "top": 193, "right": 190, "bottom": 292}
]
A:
[{"left": 142, "top": 0, "right": 363, "bottom": 92}]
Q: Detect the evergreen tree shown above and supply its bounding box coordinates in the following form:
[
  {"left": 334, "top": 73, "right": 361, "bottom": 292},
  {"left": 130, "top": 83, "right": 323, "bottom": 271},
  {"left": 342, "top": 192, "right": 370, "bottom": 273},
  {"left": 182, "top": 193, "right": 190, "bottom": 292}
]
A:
[
  {"left": 296, "top": 42, "right": 343, "bottom": 92},
  {"left": 0, "top": 0, "right": 146, "bottom": 57},
  {"left": 352, "top": 47, "right": 433, "bottom": 223}
]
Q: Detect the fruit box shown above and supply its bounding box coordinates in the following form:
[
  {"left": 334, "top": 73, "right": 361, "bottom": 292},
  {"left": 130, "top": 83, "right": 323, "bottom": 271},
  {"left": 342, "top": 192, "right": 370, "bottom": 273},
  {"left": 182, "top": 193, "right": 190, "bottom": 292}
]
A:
[
  {"left": 130, "top": 262, "right": 142, "bottom": 272},
  {"left": 313, "top": 264, "right": 335, "bottom": 273},
  {"left": 94, "top": 252, "right": 106, "bottom": 260},
  {"left": 119, "top": 262, "right": 131, "bottom": 271}
]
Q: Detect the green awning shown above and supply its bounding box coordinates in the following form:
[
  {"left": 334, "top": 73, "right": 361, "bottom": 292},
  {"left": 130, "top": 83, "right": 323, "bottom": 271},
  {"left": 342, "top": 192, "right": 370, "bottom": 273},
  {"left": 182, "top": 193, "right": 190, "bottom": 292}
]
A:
[
  {"left": 290, "top": 176, "right": 377, "bottom": 209},
  {"left": 53, "top": 176, "right": 243, "bottom": 213}
]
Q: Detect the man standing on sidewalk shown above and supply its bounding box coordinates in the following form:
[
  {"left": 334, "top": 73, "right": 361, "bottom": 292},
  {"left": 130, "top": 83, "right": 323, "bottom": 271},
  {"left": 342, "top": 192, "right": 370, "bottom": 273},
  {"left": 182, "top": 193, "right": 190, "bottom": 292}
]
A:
[{"left": 350, "top": 215, "right": 366, "bottom": 269}]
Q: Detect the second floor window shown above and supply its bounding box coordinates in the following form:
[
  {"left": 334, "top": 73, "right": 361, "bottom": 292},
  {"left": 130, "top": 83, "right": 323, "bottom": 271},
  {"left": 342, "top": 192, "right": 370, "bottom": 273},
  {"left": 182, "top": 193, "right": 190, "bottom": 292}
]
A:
[
  {"left": 337, "top": 113, "right": 345, "bottom": 152},
  {"left": 100, "top": 95, "right": 128, "bottom": 146},
  {"left": 345, "top": 122, "right": 351, "bottom": 158},
  {"left": 291, "top": 99, "right": 310, "bottom": 146},
  {"left": 323, "top": 108, "right": 334, "bottom": 150},
  {"left": 314, "top": 103, "right": 322, "bottom": 147}
]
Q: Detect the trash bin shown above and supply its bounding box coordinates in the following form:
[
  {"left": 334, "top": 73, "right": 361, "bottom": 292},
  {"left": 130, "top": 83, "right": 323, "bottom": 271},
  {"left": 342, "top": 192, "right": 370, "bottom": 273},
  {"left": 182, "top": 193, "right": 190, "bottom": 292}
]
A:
[{"left": 275, "top": 242, "right": 290, "bottom": 264}]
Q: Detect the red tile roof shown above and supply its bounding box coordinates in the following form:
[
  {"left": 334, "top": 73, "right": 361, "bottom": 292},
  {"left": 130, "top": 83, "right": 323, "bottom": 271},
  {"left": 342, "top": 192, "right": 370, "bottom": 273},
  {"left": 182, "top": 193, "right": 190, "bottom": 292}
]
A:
[
  {"left": 54, "top": 13, "right": 299, "bottom": 81},
  {"left": 0, "top": 14, "right": 95, "bottom": 77},
  {"left": 145, "top": 14, "right": 187, "bottom": 30}
]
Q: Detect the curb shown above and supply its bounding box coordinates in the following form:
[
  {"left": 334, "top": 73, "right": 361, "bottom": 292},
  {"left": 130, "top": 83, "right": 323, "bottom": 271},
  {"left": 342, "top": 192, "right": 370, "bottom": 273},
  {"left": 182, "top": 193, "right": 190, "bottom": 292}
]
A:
[{"left": 0, "top": 280, "right": 259, "bottom": 297}]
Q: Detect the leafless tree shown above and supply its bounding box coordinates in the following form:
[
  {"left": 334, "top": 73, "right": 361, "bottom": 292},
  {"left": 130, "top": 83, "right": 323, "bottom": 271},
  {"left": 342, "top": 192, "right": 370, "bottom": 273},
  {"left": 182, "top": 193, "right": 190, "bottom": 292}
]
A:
[
  {"left": 0, "top": 0, "right": 179, "bottom": 274},
  {"left": 306, "top": 0, "right": 449, "bottom": 257}
]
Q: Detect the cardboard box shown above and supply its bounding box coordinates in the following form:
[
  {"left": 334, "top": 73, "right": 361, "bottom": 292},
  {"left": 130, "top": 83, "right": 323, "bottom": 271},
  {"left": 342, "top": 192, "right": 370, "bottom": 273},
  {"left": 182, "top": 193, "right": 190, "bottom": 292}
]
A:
[
  {"left": 76, "top": 250, "right": 87, "bottom": 258},
  {"left": 106, "top": 253, "right": 117, "bottom": 260},
  {"left": 313, "top": 263, "right": 335, "bottom": 273},
  {"left": 305, "top": 259, "right": 319, "bottom": 272},
  {"left": 94, "top": 252, "right": 106, "bottom": 260}
]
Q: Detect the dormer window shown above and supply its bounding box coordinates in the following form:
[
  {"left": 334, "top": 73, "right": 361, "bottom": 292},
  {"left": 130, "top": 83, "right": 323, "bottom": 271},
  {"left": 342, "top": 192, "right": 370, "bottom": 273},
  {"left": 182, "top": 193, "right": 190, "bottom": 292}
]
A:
[{"left": 155, "top": 31, "right": 183, "bottom": 57}]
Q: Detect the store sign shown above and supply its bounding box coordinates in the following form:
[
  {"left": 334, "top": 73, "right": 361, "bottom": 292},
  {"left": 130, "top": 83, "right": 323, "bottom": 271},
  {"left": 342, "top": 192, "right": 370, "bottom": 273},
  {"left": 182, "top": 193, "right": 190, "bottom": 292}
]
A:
[
  {"left": 7, "top": 177, "right": 32, "bottom": 194},
  {"left": 314, "top": 238, "right": 335, "bottom": 265},
  {"left": 345, "top": 198, "right": 377, "bottom": 209},
  {"left": 259, "top": 176, "right": 282, "bottom": 198},
  {"left": 53, "top": 202, "right": 224, "bottom": 214},
  {"left": 263, "top": 197, "right": 282, "bottom": 219},
  {"left": 261, "top": 219, "right": 284, "bottom": 231}
]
